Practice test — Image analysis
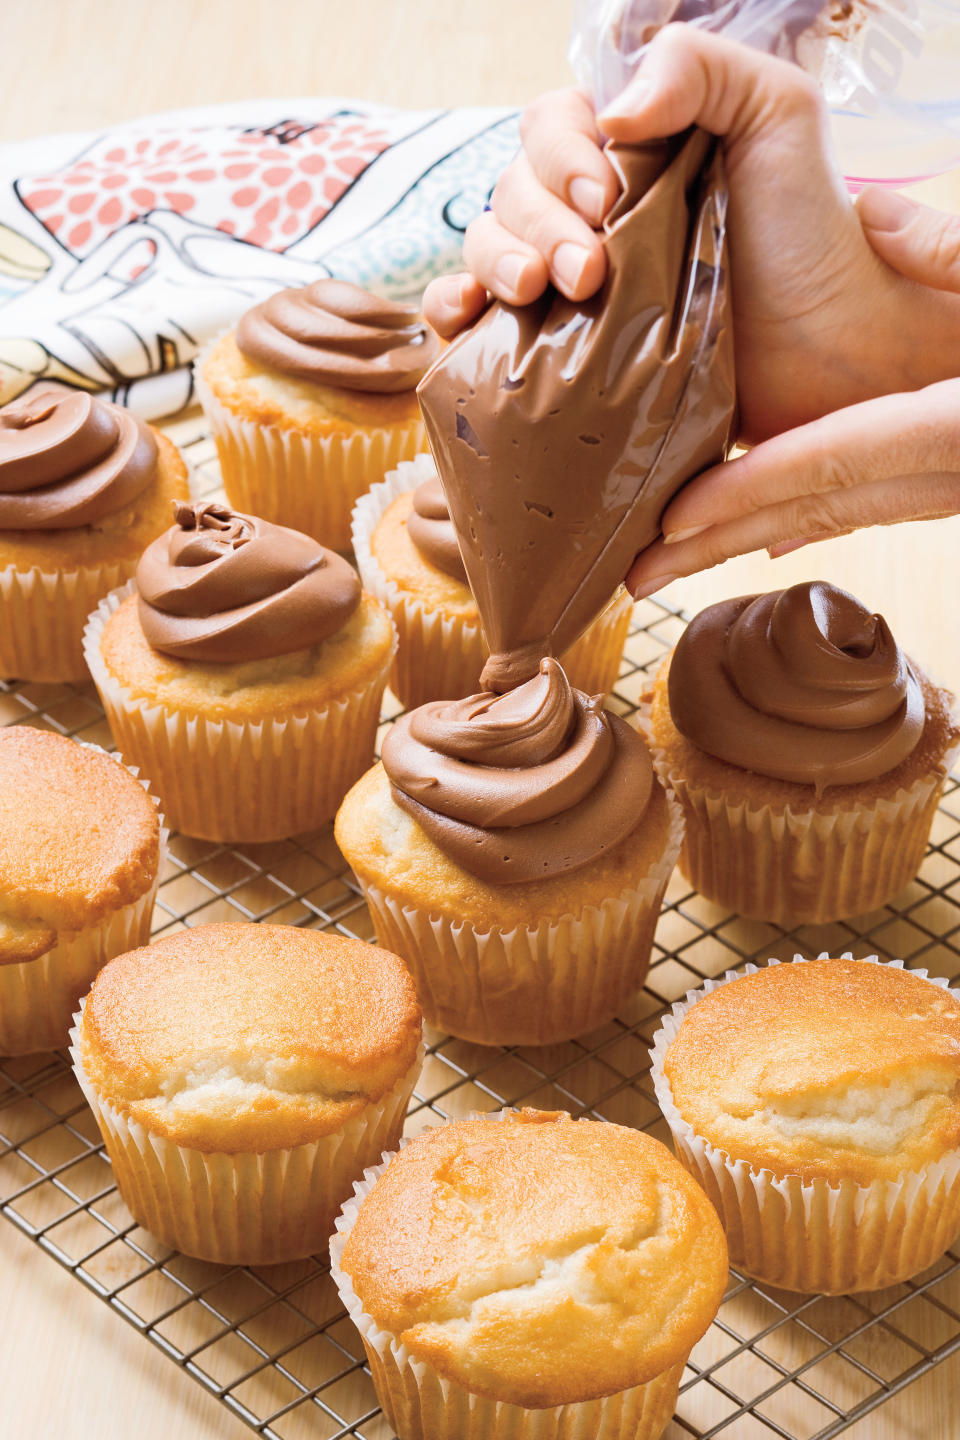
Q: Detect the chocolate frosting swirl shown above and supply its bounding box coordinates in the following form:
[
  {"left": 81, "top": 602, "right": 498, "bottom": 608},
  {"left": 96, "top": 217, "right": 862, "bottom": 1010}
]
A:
[
  {"left": 0, "top": 389, "right": 158, "bottom": 530},
  {"left": 235, "top": 278, "right": 439, "bottom": 394},
  {"left": 668, "top": 582, "right": 925, "bottom": 789},
  {"left": 137, "top": 501, "right": 361, "bottom": 663},
  {"left": 406, "top": 475, "right": 467, "bottom": 583},
  {"left": 381, "top": 658, "right": 653, "bottom": 883}
]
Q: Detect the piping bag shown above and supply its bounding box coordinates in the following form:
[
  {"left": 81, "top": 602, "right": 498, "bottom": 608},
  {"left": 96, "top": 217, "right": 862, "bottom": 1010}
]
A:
[{"left": 417, "top": 120, "right": 736, "bottom": 693}]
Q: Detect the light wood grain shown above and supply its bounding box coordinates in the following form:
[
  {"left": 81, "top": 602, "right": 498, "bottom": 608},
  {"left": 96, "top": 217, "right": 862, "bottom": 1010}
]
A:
[{"left": 1, "top": 3, "right": 959, "bottom": 1437}]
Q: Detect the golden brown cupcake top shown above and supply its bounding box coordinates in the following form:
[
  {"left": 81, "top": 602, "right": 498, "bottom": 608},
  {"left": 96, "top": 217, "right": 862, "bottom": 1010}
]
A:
[
  {"left": 78, "top": 924, "right": 422, "bottom": 1153},
  {"left": 340, "top": 1109, "right": 728, "bottom": 1407},
  {"left": 664, "top": 958, "right": 960, "bottom": 1185},
  {"left": 0, "top": 727, "right": 159, "bottom": 965}
]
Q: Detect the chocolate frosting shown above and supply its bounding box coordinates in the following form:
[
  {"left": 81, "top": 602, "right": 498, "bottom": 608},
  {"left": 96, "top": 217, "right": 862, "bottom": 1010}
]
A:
[
  {"left": 137, "top": 501, "right": 361, "bottom": 663},
  {"left": 0, "top": 389, "right": 158, "bottom": 530},
  {"left": 405, "top": 475, "right": 467, "bottom": 583},
  {"left": 418, "top": 128, "right": 736, "bottom": 691},
  {"left": 381, "top": 658, "right": 653, "bottom": 883},
  {"left": 668, "top": 582, "right": 926, "bottom": 789},
  {"left": 235, "top": 278, "right": 439, "bottom": 393}
]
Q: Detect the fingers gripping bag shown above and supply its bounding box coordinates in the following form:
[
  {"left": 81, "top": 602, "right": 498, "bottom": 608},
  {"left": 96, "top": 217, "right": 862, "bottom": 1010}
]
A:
[{"left": 418, "top": 25, "right": 737, "bottom": 694}]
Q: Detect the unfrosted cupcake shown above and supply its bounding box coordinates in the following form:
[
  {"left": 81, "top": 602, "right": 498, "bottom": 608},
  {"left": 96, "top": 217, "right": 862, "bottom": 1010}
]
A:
[
  {"left": 651, "top": 955, "right": 960, "bottom": 1293},
  {"left": 335, "top": 658, "right": 682, "bottom": 1046},
  {"left": 641, "top": 582, "right": 959, "bottom": 926},
  {"left": 71, "top": 923, "right": 423, "bottom": 1265},
  {"left": 84, "top": 499, "right": 395, "bottom": 843},
  {"left": 330, "top": 1109, "right": 728, "bottom": 1440},
  {"left": 0, "top": 387, "right": 189, "bottom": 682},
  {"left": 196, "top": 280, "right": 437, "bottom": 552},
  {"left": 0, "top": 726, "right": 161, "bottom": 1055},
  {"left": 353, "top": 453, "right": 634, "bottom": 708}
]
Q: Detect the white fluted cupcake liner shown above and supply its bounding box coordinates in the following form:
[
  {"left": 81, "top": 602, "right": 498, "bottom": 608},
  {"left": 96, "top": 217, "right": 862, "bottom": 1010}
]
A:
[
  {"left": 195, "top": 337, "right": 424, "bottom": 553},
  {"left": 0, "top": 558, "right": 131, "bottom": 683},
  {"left": 329, "top": 1127, "right": 685, "bottom": 1440},
  {"left": 353, "top": 787, "right": 683, "bottom": 1047},
  {"left": 650, "top": 954, "right": 960, "bottom": 1294},
  {"left": 0, "top": 753, "right": 165, "bottom": 1056},
  {"left": 84, "top": 582, "right": 395, "bottom": 843},
  {"left": 639, "top": 695, "right": 960, "bottom": 927},
  {"left": 352, "top": 458, "right": 633, "bottom": 709},
  {"left": 71, "top": 1007, "right": 424, "bottom": 1266}
]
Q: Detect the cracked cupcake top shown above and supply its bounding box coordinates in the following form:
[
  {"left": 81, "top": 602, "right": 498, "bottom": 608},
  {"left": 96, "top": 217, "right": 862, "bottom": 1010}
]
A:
[
  {"left": 339, "top": 1109, "right": 728, "bottom": 1406},
  {"left": 77, "top": 924, "right": 422, "bottom": 1152}
]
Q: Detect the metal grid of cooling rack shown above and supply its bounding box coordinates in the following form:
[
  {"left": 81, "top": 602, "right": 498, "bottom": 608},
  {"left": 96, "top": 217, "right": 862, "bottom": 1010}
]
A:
[{"left": 3, "top": 410, "right": 960, "bottom": 1440}]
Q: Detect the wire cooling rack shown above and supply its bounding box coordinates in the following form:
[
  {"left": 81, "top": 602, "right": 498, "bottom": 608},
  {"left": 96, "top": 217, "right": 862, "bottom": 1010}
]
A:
[{"left": 3, "top": 409, "right": 960, "bottom": 1440}]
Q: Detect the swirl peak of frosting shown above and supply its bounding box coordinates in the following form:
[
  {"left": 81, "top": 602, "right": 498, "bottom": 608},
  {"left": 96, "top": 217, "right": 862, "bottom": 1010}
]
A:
[
  {"left": 235, "top": 279, "right": 439, "bottom": 394},
  {"left": 668, "top": 582, "right": 925, "bottom": 789},
  {"left": 0, "top": 388, "right": 158, "bottom": 530},
  {"left": 382, "top": 658, "right": 653, "bottom": 883},
  {"left": 406, "top": 475, "right": 467, "bottom": 583},
  {"left": 137, "top": 501, "right": 360, "bottom": 663}
]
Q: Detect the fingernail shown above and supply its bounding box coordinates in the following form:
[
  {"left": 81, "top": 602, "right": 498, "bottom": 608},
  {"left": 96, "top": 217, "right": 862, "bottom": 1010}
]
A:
[
  {"left": 569, "top": 176, "right": 607, "bottom": 227},
  {"left": 493, "top": 253, "right": 530, "bottom": 295},
  {"left": 767, "top": 532, "right": 832, "bottom": 558},
  {"left": 598, "top": 75, "right": 654, "bottom": 123},
  {"left": 630, "top": 573, "right": 678, "bottom": 601},
  {"left": 552, "top": 241, "right": 591, "bottom": 293},
  {"left": 663, "top": 524, "right": 708, "bottom": 545},
  {"left": 858, "top": 187, "right": 918, "bottom": 233}
]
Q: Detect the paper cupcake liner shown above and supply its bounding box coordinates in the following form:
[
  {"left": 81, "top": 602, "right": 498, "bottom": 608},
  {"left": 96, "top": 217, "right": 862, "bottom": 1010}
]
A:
[
  {"left": 329, "top": 1121, "right": 685, "bottom": 1440},
  {"left": 0, "top": 557, "right": 131, "bottom": 684},
  {"left": 639, "top": 697, "right": 959, "bottom": 927},
  {"left": 0, "top": 753, "right": 165, "bottom": 1056},
  {"left": 84, "top": 582, "right": 395, "bottom": 843},
  {"left": 71, "top": 1007, "right": 423, "bottom": 1266},
  {"left": 352, "top": 458, "right": 634, "bottom": 709},
  {"left": 195, "top": 338, "right": 424, "bottom": 553},
  {"left": 650, "top": 954, "right": 960, "bottom": 1293},
  {"left": 352, "top": 787, "right": 683, "bottom": 1047}
]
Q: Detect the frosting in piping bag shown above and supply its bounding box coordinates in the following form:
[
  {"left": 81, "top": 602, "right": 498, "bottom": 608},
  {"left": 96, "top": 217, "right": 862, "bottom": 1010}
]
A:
[
  {"left": 236, "top": 278, "right": 439, "bottom": 393},
  {"left": 405, "top": 475, "right": 467, "bottom": 583},
  {"left": 667, "top": 582, "right": 925, "bottom": 789},
  {"left": 137, "top": 501, "right": 360, "bottom": 663},
  {"left": 0, "top": 389, "right": 158, "bottom": 529},
  {"left": 418, "top": 128, "right": 736, "bottom": 691},
  {"left": 381, "top": 658, "right": 653, "bottom": 883}
]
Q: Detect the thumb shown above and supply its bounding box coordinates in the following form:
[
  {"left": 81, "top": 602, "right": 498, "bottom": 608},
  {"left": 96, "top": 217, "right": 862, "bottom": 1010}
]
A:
[{"left": 857, "top": 186, "right": 960, "bottom": 293}]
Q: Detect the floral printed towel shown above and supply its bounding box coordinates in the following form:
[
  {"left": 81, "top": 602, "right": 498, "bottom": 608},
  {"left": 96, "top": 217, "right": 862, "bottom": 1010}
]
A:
[{"left": 0, "top": 97, "right": 518, "bottom": 419}]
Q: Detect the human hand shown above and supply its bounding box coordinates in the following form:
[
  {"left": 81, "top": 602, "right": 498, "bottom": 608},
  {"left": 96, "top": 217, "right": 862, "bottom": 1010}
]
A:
[
  {"left": 624, "top": 190, "right": 960, "bottom": 597},
  {"left": 424, "top": 26, "right": 960, "bottom": 443}
]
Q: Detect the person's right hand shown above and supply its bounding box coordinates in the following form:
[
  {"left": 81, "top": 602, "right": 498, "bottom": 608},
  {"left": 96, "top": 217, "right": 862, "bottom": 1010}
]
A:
[{"left": 424, "top": 25, "right": 960, "bottom": 444}]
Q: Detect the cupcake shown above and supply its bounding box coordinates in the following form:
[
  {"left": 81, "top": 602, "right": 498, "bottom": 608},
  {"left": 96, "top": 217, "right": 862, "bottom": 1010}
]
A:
[
  {"left": 0, "top": 387, "right": 189, "bottom": 682},
  {"left": 335, "top": 658, "right": 682, "bottom": 1046},
  {"left": 330, "top": 1108, "right": 728, "bottom": 1440},
  {"left": 0, "top": 726, "right": 161, "bottom": 1055},
  {"left": 641, "top": 582, "right": 959, "bottom": 926},
  {"left": 71, "top": 923, "right": 423, "bottom": 1265},
  {"left": 651, "top": 955, "right": 960, "bottom": 1293},
  {"left": 84, "top": 499, "right": 396, "bottom": 843},
  {"left": 353, "top": 453, "right": 634, "bottom": 708},
  {"left": 195, "top": 280, "right": 437, "bottom": 552}
]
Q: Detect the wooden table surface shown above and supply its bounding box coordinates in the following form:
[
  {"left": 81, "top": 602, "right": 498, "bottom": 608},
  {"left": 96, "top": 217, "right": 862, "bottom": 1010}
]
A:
[{"left": 2, "top": 3, "right": 959, "bottom": 1437}]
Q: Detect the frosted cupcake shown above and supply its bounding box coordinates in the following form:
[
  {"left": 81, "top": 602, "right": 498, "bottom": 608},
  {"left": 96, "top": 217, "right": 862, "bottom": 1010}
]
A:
[
  {"left": 642, "top": 582, "right": 959, "bottom": 926},
  {"left": 330, "top": 1109, "right": 728, "bottom": 1440},
  {"left": 335, "top": 658, "right": 682, "bottom": 1046},
  {"left": 71, "top": 923, "right": 423, "bottom": 1265},
  {"left": 0, "top": 387, "right": 189, "bottom": 682},
  {"left": 196, "top": 280, "right": 437, "bottom": 552},
  {"left": 84, "top": 500, "right": 395, "bottom": 843},
  {"left": 0, "top": 726, "right": 161, "bottom": 1055},
  {"left": 353, "top": 453, "right": 634, "bottom": 708},
  {"left": 652, "top": 955, "right": 960, "bottom": 1293}
]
